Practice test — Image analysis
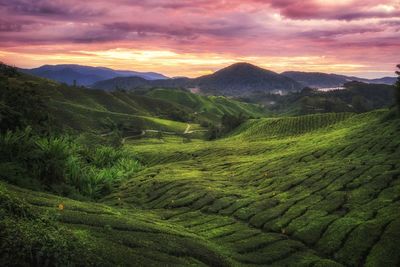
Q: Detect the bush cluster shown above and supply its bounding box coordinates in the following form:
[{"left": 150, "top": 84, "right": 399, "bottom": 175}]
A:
[
  {"left": 0, "top": 185, "right": 99, "bottom": 266},
  {"left": 0, "top": 127, "right": 142, "bottom": 199}
]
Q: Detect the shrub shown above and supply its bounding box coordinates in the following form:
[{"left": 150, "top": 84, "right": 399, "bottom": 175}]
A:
[
  {"left": 34, "top": 137, "right": 72, "bottom": 185},
  {"left": 0, "top": 129, "right": 142, "bottom": 199},
  {"left": 0, "top": 186, "right": 99, "bottom": 266}
]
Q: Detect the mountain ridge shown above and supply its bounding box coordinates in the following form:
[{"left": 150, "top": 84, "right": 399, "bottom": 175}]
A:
[
  {"left": 93, "top": 62, "right": 303, "bottom": 95},
  {"left": 20, "top": 62, "right": 397, "bottom": 95},
  {"left": 282, "top": 71, "right": 396, "bottom": 88},
  {"left": 20, "top": 64, "right": 169, "bottom": 86}
]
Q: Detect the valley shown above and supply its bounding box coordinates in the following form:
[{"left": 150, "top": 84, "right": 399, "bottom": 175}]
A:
[
  {"left": 1, "top": 63, "right": 399, "bottom": 266},
  {"left": 2, "top": 109, "right": 400, "bottom": 266}
]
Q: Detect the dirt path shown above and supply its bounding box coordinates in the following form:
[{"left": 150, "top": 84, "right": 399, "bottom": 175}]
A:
[
  {"left": 184, "top": 124, "right": 208, "bottom": 134},
  {"left": 184, "top": 124, "right": 191, "bottom": 134},
  {"left": 105, "top": 123, "right": 208, "bottom": 144}
]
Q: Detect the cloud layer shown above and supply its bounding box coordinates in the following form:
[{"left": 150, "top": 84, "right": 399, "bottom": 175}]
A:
[{"left": 0, "top": 0, "right": 399, "bottom": 77}]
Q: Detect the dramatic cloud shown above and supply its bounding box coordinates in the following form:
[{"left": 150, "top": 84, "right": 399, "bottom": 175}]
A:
[{"left": 0, "top": 0, "right": 399, "bottom": 77}]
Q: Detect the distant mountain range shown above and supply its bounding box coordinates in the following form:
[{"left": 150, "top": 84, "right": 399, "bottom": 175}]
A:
[
  {"left": 20, "top": 64, "right": 169, "bottom": 86},
  {"left": 93, "top": 63, "right": 303, "bottom": 95},
  {"left": 281, "top": 71, "right": 396, "bottom": 88},
  {"left": 93, "top": 63, "right": 396, "bottom": 95},
  {"left": 21, "top": 63, "right": 396, "bottom": 96}
]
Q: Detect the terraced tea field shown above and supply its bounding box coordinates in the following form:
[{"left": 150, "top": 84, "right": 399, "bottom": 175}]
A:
[
  {"left": 110, "top": 110, "right": 400, "bottom": 266},
  {"left": 2, "top": 110, "right": 399, "bottom": 266}
]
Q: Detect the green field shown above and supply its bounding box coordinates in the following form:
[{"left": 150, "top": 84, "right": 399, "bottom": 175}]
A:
[
  {"left": 2, "top": 108, "right": 400, "bottom": 266},
  {"left": 1, "top": 64, "right": 400, "bottom": 266},
  {"left": 109, "top": 110, "right": 400, "bottom": 266},
  {"left": 2, "top": 71, "right": 265, "bottom": 134}
]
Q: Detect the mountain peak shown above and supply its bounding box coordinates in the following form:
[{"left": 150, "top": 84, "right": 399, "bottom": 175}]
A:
[
  {"left": 194, "top": 62, "right": 302, "bottom": 95},
  {"left": 219, "top": 62, "right": 268, "bottom": 72}
]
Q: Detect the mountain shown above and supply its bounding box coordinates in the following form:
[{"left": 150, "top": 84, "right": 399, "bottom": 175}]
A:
[
  {"left": 21, "top": 64, "right": 168, "bottom": 86},
  {"left": 281, "top": 71, "right": 350, "bottom": 88},
  {"left": 93, "top": 62, "right": 303, "bottom": 95},
  {"left": 1, "top": 63, "right": 265, "bottom": 132},
  {"left": 192, "top": 62, "right": 302, "bottom": 95},
  {"left": 282, "top": 71, "right": 396, "bottom": 88},
  {"left": 367, "top": 76, "right": 397, "bottom": 85}
]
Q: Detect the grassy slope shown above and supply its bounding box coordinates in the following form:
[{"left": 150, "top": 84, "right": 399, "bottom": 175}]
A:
[
  {"left": 5, "top": 73, "right": 192, "bottom": 133},
  {"left": 146, "top": 88, "right": 266, "bottom": 121},
  {"left": 229, "top": 112, "right": 354, "bottom": 140},
  {"left": 106, "top": 110, "right": 400, "bottom": 266},
  {"left": 1, "top": 182, "right": 231, "bottom": 266},
  {"left": 6, "top": 72, "right": 267, "bottom": 133},
  {"left": 2, "top": 77, "right": 399, "bottom": 265}
]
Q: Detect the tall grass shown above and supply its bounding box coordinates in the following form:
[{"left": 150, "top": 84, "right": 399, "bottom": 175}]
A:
[{"left": 0, "top": 128, "right": 142, "bottom": 199}]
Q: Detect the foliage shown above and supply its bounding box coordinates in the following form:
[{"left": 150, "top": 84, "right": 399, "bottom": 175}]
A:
[
  {"left": 0, "top": 185, "right": 99, "bottom": 266},
  {"left": 0, "top": 82, "right": 51, "bottom": 133},
  {"left": 207, "top": 113, "right": 248, "bottom": 140},
  {"left": 1, "top": 63, "right": 400, "bottom": 266},
  {"left": 244, "top": 82, "right": 395, "bottom": 115},
  {"left": 119, "top": 110, "right": 400, "bottom": 266},
  {"left": 0, "top": 128, "right": 142, "bottom": 199}
]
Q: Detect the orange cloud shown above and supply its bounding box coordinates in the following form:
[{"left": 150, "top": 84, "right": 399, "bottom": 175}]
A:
[{"left": 0, "top": 0, "right": 398, "bottom": 78}]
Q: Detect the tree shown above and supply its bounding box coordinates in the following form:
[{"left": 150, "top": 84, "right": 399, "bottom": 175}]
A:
[
  {"left": 396, "top": 64, "right": 400, "bottom": 113},
  {"left": 221, "top": 113, "right": 246, "bottom": 133},
  {"left": 0, "top": 86, "right": 50, "bottom": 132}
]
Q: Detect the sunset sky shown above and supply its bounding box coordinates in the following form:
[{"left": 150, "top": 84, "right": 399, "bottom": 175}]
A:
[{"left": 0, "top": 0, "right": 399, "bottom": 78}]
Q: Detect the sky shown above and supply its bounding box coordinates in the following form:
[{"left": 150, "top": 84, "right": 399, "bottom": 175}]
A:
[{"left": 0, "top": 0, "right": 399, "bottom": 78}]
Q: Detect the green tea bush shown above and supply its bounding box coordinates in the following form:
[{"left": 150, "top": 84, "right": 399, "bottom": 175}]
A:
[{"left": 0, "top": 185, "right": 99, "bottom": 266}]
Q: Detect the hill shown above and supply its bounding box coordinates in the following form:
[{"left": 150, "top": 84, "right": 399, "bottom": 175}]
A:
[
  {"left": 1, "top": 63, "right": 399, "bottom": 266},
  {"left": 3, "top": 105, "right": 400, "bottom": 267},
  {"left": 92, "top": 63, "right": 303, "bottom": 95},
  {"left": 192, "top": 62, "right": 302, "bottom": 95},
  {"left": 230, "top": 112, "right": 353, "bottom": 139},
  {"left": 1, "top": 64, "right": 265, "bottom": 133},
  {"left": 108, "top": 110, "right": 400, "bottom": 266},
  {"left": 145, "top": 88, "right": 265, "bottom": 122},
  {"left": 242, "top": 81, "right": 395, "bottom": 115},
  {"left": 282, "top": 71, "right": 396, "bottom": 88},
  {"left": 367, "top": 76, "right": 397, "bottom": 85},
  {"left": 92, "top": 76, "right": 192, "bottom": 91},
  {"left": 21, "top": 64, "right": 168, "bottom": 86}
]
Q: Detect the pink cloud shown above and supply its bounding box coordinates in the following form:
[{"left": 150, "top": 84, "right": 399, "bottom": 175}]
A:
[{"left": 0, "top": 0, "right": 399, "bottom": 77}]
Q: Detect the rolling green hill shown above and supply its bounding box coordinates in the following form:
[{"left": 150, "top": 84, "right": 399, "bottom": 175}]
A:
[
  {"left": 146, "top": 88, "right": 265, "bottom": 122},
  {"left": 230, "top": 112, "right": 353, "bottom": 140},
  {"left": 109, "top": 110, "right": 400, "bottom": 266},
  {"left": 1, "top": 65, "right": 266, "bottom": 134},
  {"left": 1, "top": 63, "right": 400, "bottom": 266},
  {"left": 3, "top": 109, "right": 399, "bottom": 266}
]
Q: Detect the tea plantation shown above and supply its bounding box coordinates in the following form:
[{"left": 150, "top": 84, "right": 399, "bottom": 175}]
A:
[
  {"left": 1, "top": 65, "right": 400, "bottom": 266},
  {"left": 107, "top": 110, "right": 400, "bottom": 266}
]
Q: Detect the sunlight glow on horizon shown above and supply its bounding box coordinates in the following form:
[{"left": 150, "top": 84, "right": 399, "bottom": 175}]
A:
[
  {"left": 1, "top": 47, "right": 392, "bottom": 79},
  {"left": 0, "top": 0, "right": 398, "bottom": 78}
]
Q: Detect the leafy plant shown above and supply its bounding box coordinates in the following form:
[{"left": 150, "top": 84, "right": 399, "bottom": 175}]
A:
[{"left": 0, "top": 129, "right": 142, "bottom": 199}]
